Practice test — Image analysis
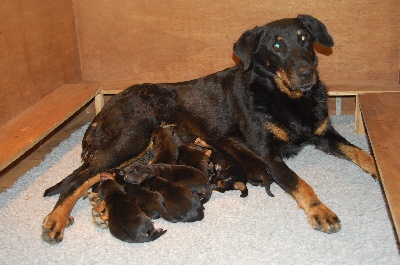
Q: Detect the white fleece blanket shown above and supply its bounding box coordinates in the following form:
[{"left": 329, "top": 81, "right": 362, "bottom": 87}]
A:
[{"left": 0, "top": 116, "right": 398, "bottom": 264}]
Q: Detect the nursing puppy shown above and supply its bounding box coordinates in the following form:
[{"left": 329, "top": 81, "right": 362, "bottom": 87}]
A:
[
  {"left": 124, "top": 163, "right": 212, "bottom": 203},
  {"left": 124, "top": 172, "right": 204, "bottom": 222},
  {"left": 123, "top": 183, "right": 176, "bottom": 222},
  {"left": 151, "top": 125, "right": 178, "bottom": 164},
  {"left": 97, "top": 178, "right": 166, "bottom": 243},
  {"left": 177, "top": 143, "right": 215, "bottom": 177},
  {"left": 97, "top": 170, "right": 177, "bottom": 222},
  {"left": 209, "top": 149, "right": 249, "bottom": 198}
]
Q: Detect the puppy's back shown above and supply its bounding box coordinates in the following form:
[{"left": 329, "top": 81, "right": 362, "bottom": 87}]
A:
[{"left": 99, "top": 179, "right": 166, "bottom": 243}]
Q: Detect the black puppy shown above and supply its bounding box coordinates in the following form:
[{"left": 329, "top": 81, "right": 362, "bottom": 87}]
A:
[
  {"left": 43, "top": 15, "right": 379, "bottom": 243},
  {"left": 124, "top": 163, "right": 212, "bottom": 203},
  {"left": 124, "top": 173, "right": 205, "bottom": 222},
  {"left": 97, "top": 178, "right": 166, "bottom": 243}
]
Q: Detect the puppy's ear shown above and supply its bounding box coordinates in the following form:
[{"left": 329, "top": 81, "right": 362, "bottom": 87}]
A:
[
  {"left": 233, "top": 26, "right": 262, "bottom": 71},
  {"left": 297, "top": 15, "right": 334, "bottom": 48}
]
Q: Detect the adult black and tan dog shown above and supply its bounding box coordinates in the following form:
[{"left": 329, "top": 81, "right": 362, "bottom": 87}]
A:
[{"left": 42, "top": 14, "right": 378, "bottom": 244}]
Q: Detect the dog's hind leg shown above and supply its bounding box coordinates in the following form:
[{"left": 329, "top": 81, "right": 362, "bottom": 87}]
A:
[
  {"left": 42, "top": 165, "right": 101, "bottom": 244},
  {"left": 42, "top": 131, "right": 156, "bottom": 244}
]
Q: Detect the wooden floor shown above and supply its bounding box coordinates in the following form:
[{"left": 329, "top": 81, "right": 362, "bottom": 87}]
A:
[
  {"left": 358, "top": 92, "right": 400, "bottom": 240},
  {"left": 0, "top": 110, "right": 95, "bottom": 192}
]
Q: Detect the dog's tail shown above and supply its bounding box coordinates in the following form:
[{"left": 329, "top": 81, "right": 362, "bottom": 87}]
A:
[
  {"left": 43, "top": 181, "right": 63, "bottom": 196},
  {"left": 43, "top": 164, "right": 89, "bottom": 197}
]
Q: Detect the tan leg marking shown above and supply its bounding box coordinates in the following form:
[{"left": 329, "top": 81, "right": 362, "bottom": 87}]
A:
[
  {"left": 314, "top": 117, "right": 329, "bottom": 136},
  {"left": 338, "top": 144, "right": 379, "bottom": 179},
  {"left": 42, "top": 174, "right": 101, "bottom": 244},
  {"left": 292, "top": 178, "right": 341, "bottom": 233},
  {"left": 275, "top": 70, "right": 303, "bottom": 99},
  {"left": 265, "top": 122, "right": 289, "bottom": 142}
]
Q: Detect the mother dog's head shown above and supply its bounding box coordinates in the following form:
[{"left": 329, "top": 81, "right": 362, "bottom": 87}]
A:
[{"left": 234, "top": 15, "right": 334, "bottom": 98}]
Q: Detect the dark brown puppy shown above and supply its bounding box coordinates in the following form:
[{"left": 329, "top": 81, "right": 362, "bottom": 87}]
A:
[
  {"left": 123, "top": 183, "right": 176, "bottom": 222},
  {"left": 97, "top": 178, "right": 166, "bottom": 243},
  {"left": 151, "top": 125, "right": 178, "bottom": 164},
  {"left": 98, "top": 170, "right": 177, "bottom": 222},
  {"left": 208, "top": 149, "right": 249, "bottom": 198},
  {"left": 125, "top": 173, "right": 204, "bottom": 222},
  {"left": 43, "top": 15, "right": 379, "bottom": 243},
  {"left": 124, "top": 163, "right": 212, "bottom": 204},
  {"left": 177, "top": 143, "right": 215, "bottom": 177}
]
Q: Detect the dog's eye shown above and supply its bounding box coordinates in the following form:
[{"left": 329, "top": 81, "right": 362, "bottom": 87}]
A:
[
  {"left": 300, "top": 35, "right": 307, "bottom": 42},
  {"left": 273, "top": 43, "right": 281, "bottom": 49}
]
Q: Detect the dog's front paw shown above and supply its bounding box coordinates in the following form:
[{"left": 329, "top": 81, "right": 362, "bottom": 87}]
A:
[
  {"left": 42, "top": 210, "right": 73, "bottom": 244},
  {"left": 305, "top": 203, "right": 341, "bottom": 233}
]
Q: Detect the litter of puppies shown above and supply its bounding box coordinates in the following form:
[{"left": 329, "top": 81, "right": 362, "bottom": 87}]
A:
[{"left": 84, "top": 126, "right": 248, "bottom": 243}]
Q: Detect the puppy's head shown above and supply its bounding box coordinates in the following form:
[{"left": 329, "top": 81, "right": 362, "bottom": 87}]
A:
[
  {"left": 124, "top": 164, "right": 154, "bottom": 184},
  {"left": 97, "top": 179, "right": 124, "bottom": 200},
  {"left": 234, "top": 15, "right": 334, "bottom": 98}
]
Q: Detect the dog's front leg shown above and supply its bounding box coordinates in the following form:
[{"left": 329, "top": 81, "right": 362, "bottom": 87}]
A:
[
  {"left": 266, "top": 156, "right": 341, "bottom": 233},
  {"left": 313, "top": 127, "right": 379, "bottom": 180}
]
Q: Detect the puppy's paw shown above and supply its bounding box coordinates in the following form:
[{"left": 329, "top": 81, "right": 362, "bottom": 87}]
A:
[
  {"left": 305, "top": 203, "right": 341, "bottom": 234},
  {"left": 234, "top": 182, "right": 248, "bottom": 197}
]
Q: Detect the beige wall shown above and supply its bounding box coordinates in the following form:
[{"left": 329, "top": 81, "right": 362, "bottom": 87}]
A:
[
  {"left": 73, "top": 0, "right": 399, "bottom": 83},
  {"left": 1, "top": 1, "right": 398, "bottom": 126},
  {"left": 0, "top": 0, "right": 82, "bottom": 126}
]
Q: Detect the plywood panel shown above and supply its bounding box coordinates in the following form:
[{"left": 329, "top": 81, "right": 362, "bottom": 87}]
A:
[
  {"left": 73, "top": 0, "right": 399, "bottom": 84},
  {"left": 359, "top": 92, "right": 400, "bottom": 240},
  {"left": 0, "top": 82, "right": 101, "bottom": 172},
  {"left": 0, "top": 0, "right": 82, "bottom": 126}
]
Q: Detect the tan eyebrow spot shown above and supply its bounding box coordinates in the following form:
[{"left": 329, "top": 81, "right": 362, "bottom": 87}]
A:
[{"left": 277, "top": 36, "right": 282, "bottom": 41}]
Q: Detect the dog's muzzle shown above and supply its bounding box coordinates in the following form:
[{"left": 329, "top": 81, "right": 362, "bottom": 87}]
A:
[{"left": 292, "top": 65, "right": 317, "bottom": 92}]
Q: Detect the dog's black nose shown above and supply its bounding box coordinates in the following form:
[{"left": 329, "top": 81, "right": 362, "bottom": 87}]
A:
[{"left": 297, "top": 67, "right": 314, "bottom": 81}]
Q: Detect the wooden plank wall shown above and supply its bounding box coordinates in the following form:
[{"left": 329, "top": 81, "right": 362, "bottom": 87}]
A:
[
  {"left": 0, "top": 1, "right": 398, "bottom": 126},
  {"left": 73, "top": 0, "right": 399, "bottom": 85},
  {"left": 0, "top": 0, "right": 82, "bottom": 126}
]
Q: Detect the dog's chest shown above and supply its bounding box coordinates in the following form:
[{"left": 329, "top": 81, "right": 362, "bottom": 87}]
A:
[{"left": 259, "top": 98, "right": 324, "bottom": 152}]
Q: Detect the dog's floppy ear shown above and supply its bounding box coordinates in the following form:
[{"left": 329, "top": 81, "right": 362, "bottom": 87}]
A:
[
  {"left": 233, "top": 26, "right": 263, "bottom": 71},
  {"left": 297, "top": 15, "right": 334, "bottom": 48}
]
